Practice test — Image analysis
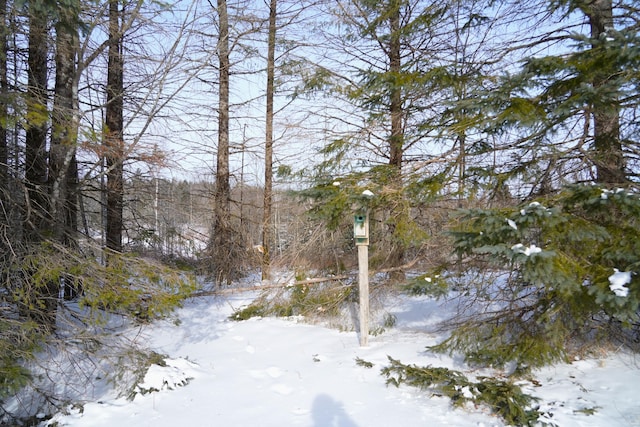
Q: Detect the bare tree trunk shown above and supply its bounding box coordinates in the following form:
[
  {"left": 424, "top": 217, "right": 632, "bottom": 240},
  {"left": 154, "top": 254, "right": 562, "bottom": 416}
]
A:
[
  {"left": 24, "top": 4, "right": 58, "bottom": 330},
  {"left": 387, "top": 0, "right": 406, "bottom": 281},
  {"left": 25, "top": 4, "right": 49, "bottom": 242},
  {"left": 216, "top": 0, "right": 230, "bottom": 225},
  {"left": 586, "top": 0, "right": 625, "bottom": 184},
  {"left": 50, "top": 2, "right": 79, "bottom": 247},
  {"left": 0, "top": 0, "right": 6, "bottom": 191},
  {"left": 212, "top": 0, "right": 233, "bottom": 284},
  {"left": 388, "top": 0, "right": 402, "bottom": 173},
  {"left": 262, "top": 0, "right": 276, "bottom": 281},
  {"left": 105, "top": 0, "right": 124, "bottom": 253},
  {"left": 0, "top": 0, "right": 8, "bottom": 270}
]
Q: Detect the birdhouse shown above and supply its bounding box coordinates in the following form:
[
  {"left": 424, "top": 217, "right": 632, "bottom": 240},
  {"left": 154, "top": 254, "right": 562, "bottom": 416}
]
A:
[{"left": 353, "top": 211, "right": 369, "bottom": 246}]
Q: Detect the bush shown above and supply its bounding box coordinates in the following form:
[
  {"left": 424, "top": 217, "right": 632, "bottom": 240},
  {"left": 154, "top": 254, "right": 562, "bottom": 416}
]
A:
[
  {"left": 230, "top": 281, "right": 354, "bottom": 321},
  {"left": 78, "top": 252, "right": 198, "bottom": 322},
  {"left": 1, "top": 243, "right": 198, "bottom": 423},
  {"left": 403, "top": 271, "right": 449, "bottom": 298},
  {"left": 0, "top": 319, "right": 38, "bottom": 401},
  {"left": 437, "top": 185, "right": 640, "bottom": 369}
]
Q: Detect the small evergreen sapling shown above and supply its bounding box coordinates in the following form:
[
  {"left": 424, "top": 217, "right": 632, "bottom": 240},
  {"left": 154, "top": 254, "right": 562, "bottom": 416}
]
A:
[{"left": 438, "top": 185, "right": 640, "bottom": 369}]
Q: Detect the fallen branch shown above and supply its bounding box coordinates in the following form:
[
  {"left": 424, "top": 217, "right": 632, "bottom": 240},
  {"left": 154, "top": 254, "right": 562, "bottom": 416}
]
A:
[{"left": 191, "top": 258, "right": 420, "bottom": 297}]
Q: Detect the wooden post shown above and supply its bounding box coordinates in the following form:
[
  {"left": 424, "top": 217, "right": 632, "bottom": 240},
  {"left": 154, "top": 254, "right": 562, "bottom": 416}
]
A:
[
  {"left": 358, "top": 244, "right": 369, "bottom": 347},
  {"left": 354, "top": 211, "right": 370, "bottom": 347}
]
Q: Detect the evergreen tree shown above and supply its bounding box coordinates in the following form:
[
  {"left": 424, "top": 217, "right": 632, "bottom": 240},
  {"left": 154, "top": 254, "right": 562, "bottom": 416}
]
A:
[
  {"left": 434, "top": 185, "right": 640, "bottom": 368},
  {"left": 470, "top": 0, "right": 640, "bottom": 194},
  {"left": 297, "top": 0, "right": 450, "bottom": 275}
]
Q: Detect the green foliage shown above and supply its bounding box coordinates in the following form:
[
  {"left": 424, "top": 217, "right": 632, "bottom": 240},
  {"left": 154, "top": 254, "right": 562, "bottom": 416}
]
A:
[
  {"left": 10, "top": 244, "right": 197, "bottom": 323},
  {"left": 79, "top": 253, "right": 198, "bottom": 323},
  {"left": 432, "top": 319, "right": 567, "bottom": 372},
  {"left": 230, "top": 300, "right": 269, "bottom": 321},
  {"left": 297, "top": 162, "right": 431, "bottom": 273},
  {"left": 381, "top": 357, "right": 540, "bottom": 426},
  {"left": 292, "top": 0, "right": 451, "bottom": 270},
  {"left": 297, "top": 175, "right": 353, "bottom": 231},
  {"left": 574, "top": 406, "right": 600, "bottom": 416},
  {"left": 473, "top": 376, "right": 541, "bottom": 426},
  {"left": 297, "top": 161, "right": 396, "bottom": 227},
  {"left": 350, "top": 310, "right": 396, "bottom": 337},
  {"left": 0, "top": 319, "right": 38, "bottom": 401},
  {"left": 24, "top": 101, "right": 49, "bottom": 130},
  {"left": 230, "top": 282, "right": 353, "bottom": 321},
  {"left": 115, "top": 349, "right": 169, "bottom": 400},
  {"left": 441, "top": 185, "right": 640, "bottom": 368},
  {"left": 1, "top": 243, "right": 197, "bottom": 405},
  {"left": 276, "top": 164, "right": 293, "bottom": 178},
  {"left": 303, "top": 66, "right": 336, "bottom": 93},
  {"left": 404, "top": 272, "right": 449, "bottom": 297},
  {"left": 475, "top": 3, "right": 640, "bottom": 187},
  {"left": 355, "top": 357, "right": 374, "bottom": 369},
  {"left": 383, "top": 312, "right": 397, "bottom": 328}
]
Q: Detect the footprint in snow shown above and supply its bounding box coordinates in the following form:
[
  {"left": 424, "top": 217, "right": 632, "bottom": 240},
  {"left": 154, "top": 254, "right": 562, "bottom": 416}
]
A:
[
  {"left": 266, "top": 367, "right": 283, "bottom": 378},
  {"left": 271, "top": 384, "right": 293, "bottom": 395},
  {"left": 291, "top": 407, "right": 310, "bottom": 416},
  {"left": 248, "top": 366, "right": 283, "bottom": 380}
]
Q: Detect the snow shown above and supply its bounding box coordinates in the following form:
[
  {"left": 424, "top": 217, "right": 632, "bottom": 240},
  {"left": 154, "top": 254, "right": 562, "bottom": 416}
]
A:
[
  {"left": 601, "top": 188, "right": 626, "bottom": 199},
  {"left": 135, "top": 358, "right": 198, "bottom": 394},
  {"left": 45, "top": 292, "right": 640, "bottom": 427},
  {"left": 511, "top": 243, "right": 543, "bottom": 256},
  {"left": 609, "top": 269, "right": 631, "bottom": 297},
  {"left": 361, "top": 189, "right": 374, "bottom": 197}
]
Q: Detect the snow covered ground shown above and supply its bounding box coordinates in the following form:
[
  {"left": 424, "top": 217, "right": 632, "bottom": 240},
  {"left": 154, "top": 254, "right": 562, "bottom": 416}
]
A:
[{"left": 45, "top": 291, "right": 640, "bottom": 427}]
